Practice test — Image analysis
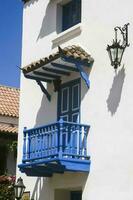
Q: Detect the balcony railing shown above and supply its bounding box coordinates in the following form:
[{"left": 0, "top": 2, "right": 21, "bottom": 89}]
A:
[{"left": 19, "top": 119, "right": 90, "bottom": 176}]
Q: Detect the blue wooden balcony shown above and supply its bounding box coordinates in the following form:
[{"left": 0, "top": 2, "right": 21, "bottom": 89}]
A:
[{"left": 18, "top": 119, "right": 91, "bottom": 177}]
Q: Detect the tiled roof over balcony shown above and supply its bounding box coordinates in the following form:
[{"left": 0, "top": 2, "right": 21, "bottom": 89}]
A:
[
  {"left": 22, "top": 45, "right": 94, "bottom": 89},
  {"left": 23, "top": 45, "right": 93, "bottom": 74}
]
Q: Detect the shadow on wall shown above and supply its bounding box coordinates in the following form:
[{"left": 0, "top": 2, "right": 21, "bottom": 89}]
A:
[
  {"left": 35, "top": 94, "right": 47, "bottom": 126},
  {"left": 35, "top": 83, "right": 56, "bottom": 127},
  {"left": 37, "top": 1, "right": 56, "bottom": 41},
  {"left": 31, "top": 177, "right": 50, "bottom": 200},
  {"left": 106, "top": 66, "right": 126, "bottom": 115}
]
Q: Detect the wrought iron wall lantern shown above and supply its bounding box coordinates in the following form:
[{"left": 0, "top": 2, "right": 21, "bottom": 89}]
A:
[
  {"left": 14, "top": 177, "right": 26, "bottom": 200},
  {"left": 107, "top": 23, "right": 130, "bottom": 69}
]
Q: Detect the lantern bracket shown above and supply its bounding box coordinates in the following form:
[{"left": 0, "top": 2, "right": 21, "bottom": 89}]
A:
[{"left": 114, "top": 23, "right": 130, "bottom": 48}]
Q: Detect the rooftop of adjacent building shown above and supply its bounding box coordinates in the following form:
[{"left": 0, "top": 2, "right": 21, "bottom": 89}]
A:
[
  {"left": 0, "top": 85, "right": 20, "bottom": 134},
  {"left": 0, "top": 85, "right": 19, "bottom": 118}
]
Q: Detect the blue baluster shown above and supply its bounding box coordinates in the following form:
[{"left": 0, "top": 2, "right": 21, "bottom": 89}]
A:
[
  {"left": 39, "top": 129, "right": 42, "bottom": 158},
  {"left": 50, "top": 126, "right": 52, "bottom": 156},
  {"left": 53, "top": 125, "right": 56, "bottom": 155},
  {"left": 71, "top": 125, "right": 76, "bottom": 155},
  {"left": 79, "top": 125, "right": 82, "bottom": 157},
  {"left": 30, "top": 131, "right": 33, "bottom": 159},
  {"left": 32, "top": 131, "right": 35, "bottom": 159},
  {"left": 37, "top": 129, "right": 40, "bottom": 158},
  {"left": 67, "top": 125, "right": 71, "bottom": 156},
  {"left": 44, "top": 128, "right": 47, "bottom": 157},
  {"left": 73, "top": 125, "right": 78, "bottom": 156},
  {"left": 59, "top": 118, "right": 64, "bottom": 158},
  {"left": 49, "top": 126, "right": 52, "bottom": 157},
  {"left": 84, "top": 126, "right": 89, "bottom": 156},
  {"left": 77, "top": 125, "right": 80, "bottom": 157},
  {"left": 51, "top": 125, "right": 54, "bottom": 155},
  {"left": 75, "top": 125, "right": 80, "bottom": 157},
  {"left": 40, "top": 128, "right": 43, "bottom": 158},
  {"left": 34, "top": 130, "right": 38, "bottom": 159},
  {"left": 70, "top": 125, "right": 73, "bottom": 156},
  {"left": 83, "top": 126, "right": 88, "bottom": 157},
  {"left": 64, "top": 125, "right": 68, "bottom": 155},
  {"left": 47, "top": 126, "right": 50, "bottom": 156},
  {"left": 32, "top": 130, "right": 36, "bottom": 159},
  {"left": 27, "top": 130, "right": 31, "bottom": 159},
  {"left": 55, "top": 124, "right": 58, "bottom": 155},
  {"left": 45, "top": 127, "right": 48, "bottom": 157},
  {"left": 22, "top": 127, "right": 27, "bottom": 162},
  {"left": 38, "top": 129, "right": 41, "bottom": 158},
  {"left": 41, "top": 128, "right": 45, "bottom": 157}
]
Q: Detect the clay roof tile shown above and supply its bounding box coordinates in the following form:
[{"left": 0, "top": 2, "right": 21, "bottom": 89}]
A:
[
  {"left": 0, "top": 85, "right": 19, "bottom": 117},
  {"left": 0, "top": 123, "right": 18, "bottom": 134}
]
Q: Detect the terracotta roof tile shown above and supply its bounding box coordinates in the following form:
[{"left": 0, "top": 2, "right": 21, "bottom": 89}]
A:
[
  {"left": 22, "top": 45, "right": 94, "bottom": 74},
  {"left": 0, "top": 85, "right": 20, "bottom": 117},
  {"left": 0, "top": 123, "right": 18, "bottom": 134}
]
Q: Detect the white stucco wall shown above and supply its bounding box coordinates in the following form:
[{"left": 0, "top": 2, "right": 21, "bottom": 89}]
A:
[{"left": 17, "top": 0, "right": 133, "bottom": 199}]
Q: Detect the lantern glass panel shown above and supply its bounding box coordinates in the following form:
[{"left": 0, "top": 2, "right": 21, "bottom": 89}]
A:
[
  {"left": 117, "top": 47, "right": 125, "bottom": 64},
  {"left": 110, "top": 47, "right": 117, "bottom": 63},
  {"left": 21, "top": 187, "right": 26, "bottom": 197},
  {"left": 18, "top": 187, "right": 22, "bottom": 198},
  {"left": 14, "top": 186, "right": 21, "bottom": 198},
  {"left": 14, "top": 178, "right": 26, "bottom": 199}
]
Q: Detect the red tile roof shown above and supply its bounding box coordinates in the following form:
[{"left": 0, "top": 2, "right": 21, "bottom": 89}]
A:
[
  {"left": 0, "top": 85, "right": 19, "bottom": 117},
  {"left": 0, "top": 123, "right": 18, "bottom": 134}
]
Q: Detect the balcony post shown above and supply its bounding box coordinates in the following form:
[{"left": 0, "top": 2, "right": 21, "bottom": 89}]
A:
[
  {"left": 83, "top": 127, "right": 87, "bottom": 156},
  {"left": 23, "top": 127, "right": 27, "bottom": 162},
  {"left": 58, "top": 118, "right": 64, "bottom": 158},
  {"left": 79, "top": 126, "right": 82, "bottom": 156}
]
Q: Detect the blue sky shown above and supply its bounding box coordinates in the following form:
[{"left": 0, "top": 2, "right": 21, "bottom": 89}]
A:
[{"left": 0, "top": 0, "right": 23, "bottom": 88}]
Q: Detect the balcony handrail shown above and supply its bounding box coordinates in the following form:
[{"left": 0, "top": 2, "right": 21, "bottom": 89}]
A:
[{"left": 23, "top": 120, "right": 90, "bottom": 133}]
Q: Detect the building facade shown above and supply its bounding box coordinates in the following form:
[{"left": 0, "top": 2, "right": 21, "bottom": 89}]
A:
[
  {"left": 0, "top": 85, "right": 19, "bottom": 175},
  {"left": 17, "top": 0, "right": 133, "bottom": 199}
]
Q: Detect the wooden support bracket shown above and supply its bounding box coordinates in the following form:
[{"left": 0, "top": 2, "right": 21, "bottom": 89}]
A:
[{"left": 36, "top": 80, "right": 51, "bottom": 101}]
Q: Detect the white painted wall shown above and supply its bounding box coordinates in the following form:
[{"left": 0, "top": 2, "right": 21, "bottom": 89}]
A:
[{"left": 17, "top": 0, "right": 133, "bottom": 199}]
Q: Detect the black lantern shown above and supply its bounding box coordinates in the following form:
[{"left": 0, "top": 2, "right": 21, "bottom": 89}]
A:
[
  {"left": 107, "top": 23, "right": 129, "bottom": 69},
  {"left": 14, "top": 177, "right": 26, "bottom": 200}
]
